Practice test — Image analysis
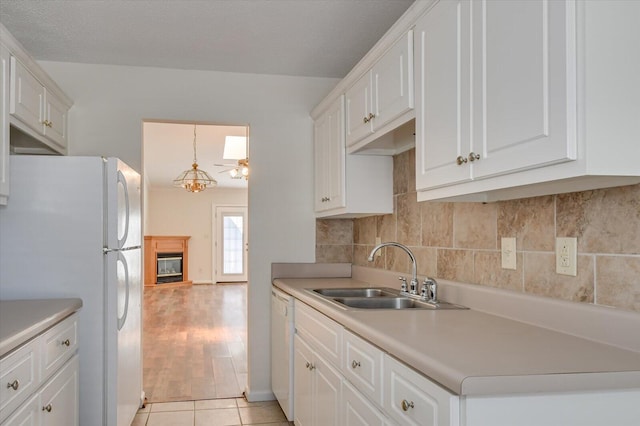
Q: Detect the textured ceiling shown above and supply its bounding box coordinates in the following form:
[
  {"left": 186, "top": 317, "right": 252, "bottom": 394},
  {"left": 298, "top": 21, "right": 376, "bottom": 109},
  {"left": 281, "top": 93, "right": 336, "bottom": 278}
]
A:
[{"left": 0, "top": 0, "right": 414, "bottom": 78}]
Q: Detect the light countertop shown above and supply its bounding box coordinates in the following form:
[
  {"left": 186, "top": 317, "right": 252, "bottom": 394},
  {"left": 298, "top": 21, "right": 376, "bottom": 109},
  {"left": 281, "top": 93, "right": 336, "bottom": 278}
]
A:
[
  {"left": 274, "top": 277, "right": 640, "bottom": 396},
  {"left": 0, "top": 298, "right": 83, "bottom": 357}
]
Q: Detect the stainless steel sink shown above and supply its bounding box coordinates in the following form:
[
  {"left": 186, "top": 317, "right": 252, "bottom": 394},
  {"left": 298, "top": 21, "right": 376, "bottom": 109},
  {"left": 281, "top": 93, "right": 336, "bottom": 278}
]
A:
[
  {"left": 332, "top": 297, "right": 433, "bottom": 309},
  {"left": 308, "top": 287, "right": 468, "bottom": 310},
  {"left": 312, "top": 288, "right": 396, "bottom": 298}
]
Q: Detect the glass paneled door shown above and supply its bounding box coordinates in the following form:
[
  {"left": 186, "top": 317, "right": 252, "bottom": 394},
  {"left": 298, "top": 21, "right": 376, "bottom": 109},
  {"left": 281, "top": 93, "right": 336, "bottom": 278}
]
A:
[{"left": 215, "top": 206, "right": 248, "bottom": 282}]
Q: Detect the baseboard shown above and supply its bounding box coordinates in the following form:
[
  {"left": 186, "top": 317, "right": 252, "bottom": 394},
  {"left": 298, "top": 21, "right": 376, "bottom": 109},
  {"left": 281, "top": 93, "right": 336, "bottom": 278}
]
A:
[
  {"left": 192, "top": 280, "right": 213, "bottom": 285},
  {"left": 243, "top": 388, "right": 275, "bottom": 402}
]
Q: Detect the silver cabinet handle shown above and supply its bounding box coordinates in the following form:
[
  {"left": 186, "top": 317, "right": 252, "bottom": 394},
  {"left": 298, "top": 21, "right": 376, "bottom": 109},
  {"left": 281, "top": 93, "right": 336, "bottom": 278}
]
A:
[
  {"left": 43, "top": 404, "right": 53, "bottom": 412},
  {"left": 62, "top": 339, "right": 71, "bottom": 347},
  {"left": 401, "top": 399, "right": 414, "bottom": 411},
  {"left": 305, "top": 361, "right": 310, "bottom": 369},
  {"left": 351, "top": 360, "right": 361, "bottom": 369},
  {"left": 456, "top": 155, "right": 468, "bottom": 165},
  {"left": 7, "top": 379, "right": 19, "bottom": 391},
  {"left": 468, "top": 152, "right": 480, "bottom": 162},
  {"left": 368, "top": 113, "right": 376, "bottom": 120},
  {"left": 363, "top": 116, "right": 369, "bottom": 123}
]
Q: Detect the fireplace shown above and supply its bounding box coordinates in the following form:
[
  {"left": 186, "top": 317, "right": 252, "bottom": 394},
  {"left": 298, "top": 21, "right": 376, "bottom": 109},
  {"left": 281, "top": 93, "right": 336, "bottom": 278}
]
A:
[
  {"left": 144, "top": 236, "right": 192, "bottom": 286},
  {"left": 156, "top": 252, "right": 183, "bottom": 284}
]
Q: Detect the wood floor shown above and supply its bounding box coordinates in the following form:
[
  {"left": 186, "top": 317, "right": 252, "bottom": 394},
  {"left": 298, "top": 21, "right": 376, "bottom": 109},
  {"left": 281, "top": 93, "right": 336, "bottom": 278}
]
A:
[{"left": 142, "top": 283, "right": 247, "bottom": 403}]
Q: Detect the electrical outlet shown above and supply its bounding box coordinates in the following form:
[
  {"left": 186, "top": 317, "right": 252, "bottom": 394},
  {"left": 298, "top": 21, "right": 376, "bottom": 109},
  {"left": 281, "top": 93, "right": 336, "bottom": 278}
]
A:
[
  {"left": 375, "top": 237, "right": 382, "bottom": 257},
  {"left": 501, "top": 237, "right": 517, "bottom": 270},
  {"left": 556, "top": 237, "right": 577, "bottom": 276}
]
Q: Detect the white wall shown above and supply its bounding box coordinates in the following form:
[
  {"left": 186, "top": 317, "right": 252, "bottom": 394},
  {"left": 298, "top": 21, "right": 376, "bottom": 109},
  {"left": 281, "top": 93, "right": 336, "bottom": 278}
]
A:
[
  {"left": 40, "top": 61, "right": 338, "bottom": 400},
  {"left": 147, "top": 187, "right": 248, "bottom": 283}
]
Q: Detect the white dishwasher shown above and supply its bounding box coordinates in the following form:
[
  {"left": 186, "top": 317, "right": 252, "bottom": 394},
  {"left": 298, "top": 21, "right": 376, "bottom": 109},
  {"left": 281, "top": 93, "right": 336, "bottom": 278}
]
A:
[{"left": 271, "top": 287, "right": 294, "bottom": 420}]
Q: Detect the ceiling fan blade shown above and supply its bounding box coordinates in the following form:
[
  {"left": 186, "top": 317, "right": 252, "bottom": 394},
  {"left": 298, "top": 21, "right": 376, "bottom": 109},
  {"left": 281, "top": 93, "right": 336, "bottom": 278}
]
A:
[
  {"left": 214, "top": 163, "right": 236, "bottom": 167},
  {"left": 218, "top": 168, "right": 234, "bottom": 173}
]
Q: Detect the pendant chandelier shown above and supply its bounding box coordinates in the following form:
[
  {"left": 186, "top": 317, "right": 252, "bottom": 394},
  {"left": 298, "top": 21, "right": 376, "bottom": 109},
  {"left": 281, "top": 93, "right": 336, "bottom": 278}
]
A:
[{"left": 173, "top": 125, "right": 217, "bottom": 192}]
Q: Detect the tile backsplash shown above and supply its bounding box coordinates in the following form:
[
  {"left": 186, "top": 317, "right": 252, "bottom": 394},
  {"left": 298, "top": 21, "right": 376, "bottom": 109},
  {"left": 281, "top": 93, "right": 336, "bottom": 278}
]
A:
[{"left": 317, "top": 148, "right": 640, "bottom": 313}]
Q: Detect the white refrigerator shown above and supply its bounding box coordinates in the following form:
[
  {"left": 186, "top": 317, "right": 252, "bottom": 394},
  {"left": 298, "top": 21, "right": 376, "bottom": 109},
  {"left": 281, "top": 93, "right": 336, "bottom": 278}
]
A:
[{"left": 0, "top": 155, "right": 144, "bottom": 426}]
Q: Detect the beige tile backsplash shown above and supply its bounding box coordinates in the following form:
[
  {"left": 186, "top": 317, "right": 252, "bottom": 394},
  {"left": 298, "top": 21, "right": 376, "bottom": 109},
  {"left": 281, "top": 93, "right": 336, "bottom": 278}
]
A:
[{"left": 316, "top": 148, "right": 640, "bottom": 313}]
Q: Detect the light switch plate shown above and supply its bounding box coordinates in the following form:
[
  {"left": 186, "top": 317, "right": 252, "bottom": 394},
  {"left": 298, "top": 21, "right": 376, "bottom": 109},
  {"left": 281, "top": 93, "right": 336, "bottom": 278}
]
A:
[
  {"left": 501, "top": 238, "right": 517, "bottom": 270},
  {"left": 556, "top": 237, "right": 577, "bottom": 276}
]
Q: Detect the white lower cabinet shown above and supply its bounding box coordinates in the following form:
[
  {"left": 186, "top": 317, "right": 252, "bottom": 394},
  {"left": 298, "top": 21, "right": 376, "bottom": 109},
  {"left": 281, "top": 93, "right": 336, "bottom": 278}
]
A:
[
  {"left": 293, "top": 335, "right": 341, "bottom": 426},
  {"left": 0, "top": 313, "right": 79, "bottom": 426},
  {"left": 384, "top": 354, "right": 459, "bottom": 426},
  {"left": 1, "top": 355, "right": 78, "bottom": 426}
]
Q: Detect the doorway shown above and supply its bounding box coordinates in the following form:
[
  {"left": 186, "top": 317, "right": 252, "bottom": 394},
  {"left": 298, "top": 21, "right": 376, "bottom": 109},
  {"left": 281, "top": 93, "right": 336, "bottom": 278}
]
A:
[
  {"left": 142, "top": 120, "right": 250, "bottom": 403},
  {"left": 215, "top": 206, "right": 248, "bottom": 283}
]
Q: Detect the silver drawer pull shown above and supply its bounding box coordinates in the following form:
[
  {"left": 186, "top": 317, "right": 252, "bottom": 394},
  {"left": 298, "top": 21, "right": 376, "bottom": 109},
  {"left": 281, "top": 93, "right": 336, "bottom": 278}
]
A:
[
  {"left": 351, "top": 360, "right": 361, "bottom": 369},
  {"left": 7, "top": 379, "right": 19, "bottom": 391},
  {"left": 308, "top": 363, "right": 315, "bottom": 371},
  {"left": 401, "top": 399, "right": 414, "bottom": 411},
  {"left": 43, "top": 404, "right": 53, "bottom": 412},
  {"left": 62, "top": 339, "right": 71, "bottom": 347}
]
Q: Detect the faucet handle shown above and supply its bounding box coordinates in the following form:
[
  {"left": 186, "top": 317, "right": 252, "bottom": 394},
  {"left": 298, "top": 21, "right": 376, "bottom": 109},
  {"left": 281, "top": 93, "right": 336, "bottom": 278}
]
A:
[
  {"left": 398, "top": 276, "right": 408, "bottom": 292},
  {"left": 422, "top": 278, "right": 438, "bottom": 302}
]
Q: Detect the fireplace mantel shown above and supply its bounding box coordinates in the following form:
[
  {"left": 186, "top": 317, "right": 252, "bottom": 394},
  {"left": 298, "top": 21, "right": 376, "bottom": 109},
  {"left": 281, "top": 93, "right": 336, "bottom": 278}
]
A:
[{"left": 144, "top": 235, "right": 192, "bottom": 286}]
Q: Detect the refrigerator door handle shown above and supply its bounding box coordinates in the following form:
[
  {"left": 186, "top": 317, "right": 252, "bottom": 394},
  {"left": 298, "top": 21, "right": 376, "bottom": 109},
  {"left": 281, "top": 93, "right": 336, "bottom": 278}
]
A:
[
  {"left": 117, "top": 170, "right": 130, "bottom": 249},
  {"left": 103, "top": 245, "right": 142, "bottom": 254},
  {"left": 117, "top": 251, "right": 130, "bottom": 331}
]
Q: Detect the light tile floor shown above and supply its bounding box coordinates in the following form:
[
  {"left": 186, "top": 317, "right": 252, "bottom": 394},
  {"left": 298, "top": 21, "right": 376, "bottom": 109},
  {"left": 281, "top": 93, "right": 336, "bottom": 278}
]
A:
[{"left": 132, "top": 398, "right": 292, "bottom": 426}]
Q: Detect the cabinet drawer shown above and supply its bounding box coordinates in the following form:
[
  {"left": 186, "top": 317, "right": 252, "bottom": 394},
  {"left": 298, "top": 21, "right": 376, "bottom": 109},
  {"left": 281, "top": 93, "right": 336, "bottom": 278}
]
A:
[
  {"left": 383, "top": 355, "right": 459, "bottom": 426},
  {"left": 342, "top": 330, "right": 383, "bottom": 406},
  {"left": 41, "top": 314, "right": 78, "bottom": 381},
  {"left": 294, "top": 302, "right": 342, "bottom": 367},
  {"left": 0, "top": 339, "right": 39, "bottom": 423}
]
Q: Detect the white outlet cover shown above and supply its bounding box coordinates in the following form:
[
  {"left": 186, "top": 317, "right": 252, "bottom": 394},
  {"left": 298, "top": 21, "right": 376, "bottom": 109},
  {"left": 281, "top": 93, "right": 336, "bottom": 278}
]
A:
[
  {"left": 556, "top": 237, "right": 577, "bottom": 276},
  {"left": 501, "top": 237, "right": 517, "bottom": 270}
]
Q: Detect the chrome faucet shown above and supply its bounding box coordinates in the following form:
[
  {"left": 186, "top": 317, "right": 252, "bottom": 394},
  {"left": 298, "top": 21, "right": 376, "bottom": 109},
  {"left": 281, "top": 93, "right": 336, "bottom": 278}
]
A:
[{"left": 368, "top": 242, "right": 419, "bottom": 295}]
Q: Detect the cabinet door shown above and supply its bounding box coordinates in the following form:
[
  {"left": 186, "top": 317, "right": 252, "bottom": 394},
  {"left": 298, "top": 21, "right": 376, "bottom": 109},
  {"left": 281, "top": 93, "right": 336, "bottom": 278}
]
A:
[
  {"left": 471, "top": 0, "right": 576, "bottom": 179},
  {"left": 415, "top": 0, "right": 472, "bottom": 191},
  {"left": 343, "top": 380, "right": 386, "bottom": 426},
  {"left": 294, "top": 335, "right": 314, "bottom": 426},
  {"left": 372, "top": 30, "right": 414, "bottom": 132},
  {"left": 313, "top": 354, "right": 342, "bottom": 426},
  {"left": 39, "top": 355, "right": 79, "bottom": 426},
  {"left": 0, "top": 393, "right": 39, "bottom": 426},
  {"left": 9, "top": 57, "right": 44, "bottom": 135},
  {"left": 314, "top": 96, "right": 346, "bottom": 212},
  {"left": 43, "top": 90, "right": 68, "bottom": 150},
  {"left": 345, "top": 72, "right": 373, "bottom": 146}
]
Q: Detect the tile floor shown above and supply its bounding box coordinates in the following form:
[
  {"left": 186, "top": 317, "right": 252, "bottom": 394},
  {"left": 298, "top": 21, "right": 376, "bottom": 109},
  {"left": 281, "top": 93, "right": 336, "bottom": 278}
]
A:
[
  {"left": 143, "top": 283, "right": 247, "bottom": 402},
  {"left": 132, "top": 398, "right": 292, "bottom": 426}
]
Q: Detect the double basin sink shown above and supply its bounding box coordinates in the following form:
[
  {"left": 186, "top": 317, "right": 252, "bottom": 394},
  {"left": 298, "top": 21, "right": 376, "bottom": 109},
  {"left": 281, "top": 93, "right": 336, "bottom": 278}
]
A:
[{"left": 309, "top": 287, "right": 468, "bottom": 310}]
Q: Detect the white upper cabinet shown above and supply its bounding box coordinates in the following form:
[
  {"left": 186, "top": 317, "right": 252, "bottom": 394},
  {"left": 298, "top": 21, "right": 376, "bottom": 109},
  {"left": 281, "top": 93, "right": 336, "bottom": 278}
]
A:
[
  {"left": 416, "top": 0, "right": 576, "bottom": 193},
  {"left": 1, "top": 24, "right": 72, "bottom": 157},
  {"left": 371, "top": 30, "right": 414, "bottom": 136},
  {"left": 0, "top": 45, "right": 9, "bottom": 205},
  {"left": 471, "top": 0, "right": 576, "bottom": 179},
  {"left": 345, "top": 72, "right": 374, "bottom": 147},
  {"left": 313, "top": 96, "right": 393, "bottom": 218},
  {"left": 10, "top": 56, "right": 70, "bottom": 153},
  {"left": 346, "top": 30, "right": 414, "bottom": 152},
  {"left": 416, "top": 0, "right": 640, "bottom": 202},
  {"left": 315, "top": 96, "right": 346, "bottom": 213}
]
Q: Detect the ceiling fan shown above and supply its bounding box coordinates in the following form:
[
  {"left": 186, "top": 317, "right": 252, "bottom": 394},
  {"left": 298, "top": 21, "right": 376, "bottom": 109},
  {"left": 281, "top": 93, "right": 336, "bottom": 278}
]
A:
[{"left": 216, "top": 133, "right": 249, "bottom": 179}]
